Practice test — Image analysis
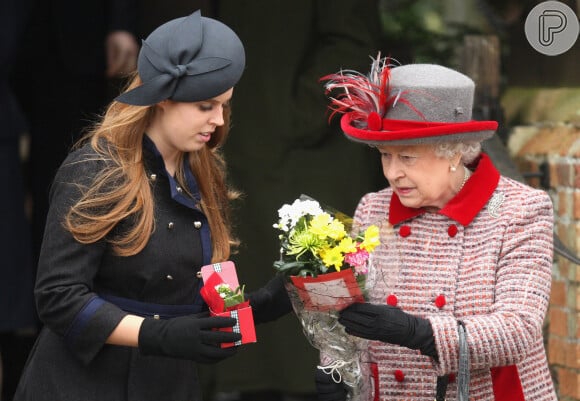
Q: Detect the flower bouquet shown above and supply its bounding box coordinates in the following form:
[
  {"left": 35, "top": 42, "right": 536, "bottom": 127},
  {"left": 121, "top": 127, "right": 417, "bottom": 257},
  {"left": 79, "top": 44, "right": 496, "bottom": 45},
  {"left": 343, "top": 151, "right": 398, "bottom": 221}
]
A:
[
  {"left": 273, "top": 195, "right": 379, "bottom": 401},
  {"left": 200, "top": 261, "right": 257, "bottom": 348}
]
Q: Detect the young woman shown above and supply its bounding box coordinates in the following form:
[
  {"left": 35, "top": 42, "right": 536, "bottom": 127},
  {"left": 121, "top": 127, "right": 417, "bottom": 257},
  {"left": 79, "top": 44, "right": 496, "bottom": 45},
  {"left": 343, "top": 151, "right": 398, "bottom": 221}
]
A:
[{"left": 14, "top": 11, "right": 289, "bottom": 401}]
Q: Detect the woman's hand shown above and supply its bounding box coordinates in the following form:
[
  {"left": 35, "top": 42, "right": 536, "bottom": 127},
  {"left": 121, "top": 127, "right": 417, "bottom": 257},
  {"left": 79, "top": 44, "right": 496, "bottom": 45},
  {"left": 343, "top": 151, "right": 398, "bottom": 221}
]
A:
[
  {"left": 246, "top": 274, "right": 292, "bottom": 324},
  {"left": 339, "top": 302, "right": 437, "bottom": 357},
  {"left": 138, "top": 314, "right": 241, "bottom": 363},
  {"left": 315, "top": 368, "right": 347, "bottom": 401}
]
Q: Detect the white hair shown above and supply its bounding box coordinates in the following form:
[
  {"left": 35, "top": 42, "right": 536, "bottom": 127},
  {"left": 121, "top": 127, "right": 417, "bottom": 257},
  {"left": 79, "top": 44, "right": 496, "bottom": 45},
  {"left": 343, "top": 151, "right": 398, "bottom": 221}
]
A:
[{"left": 434, "top": 141, "right": 481, "bottom": 165}]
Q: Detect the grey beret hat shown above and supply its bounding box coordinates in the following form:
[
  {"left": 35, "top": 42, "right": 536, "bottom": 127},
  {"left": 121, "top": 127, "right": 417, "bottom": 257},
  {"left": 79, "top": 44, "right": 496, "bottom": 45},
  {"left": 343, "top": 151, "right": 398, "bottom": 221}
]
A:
[{"left": 116, "top": 10, "right": 245, "bottom": 106}]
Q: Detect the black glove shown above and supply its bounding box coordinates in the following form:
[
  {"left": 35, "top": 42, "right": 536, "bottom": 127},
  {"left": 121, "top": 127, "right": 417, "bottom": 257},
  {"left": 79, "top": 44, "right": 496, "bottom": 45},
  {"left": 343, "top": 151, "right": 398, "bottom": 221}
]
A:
[
  {"left": 246, "top": 274, "right": 292, "bottom": 324},
  {"left": 338, "top": 303, "right": 437, "bottom": 358},
  {"left": 315, "top": 368, "right": 347, "bottom": 401},
  {"left": 138, "top": 314, "right": 242, "bottom": 363}
]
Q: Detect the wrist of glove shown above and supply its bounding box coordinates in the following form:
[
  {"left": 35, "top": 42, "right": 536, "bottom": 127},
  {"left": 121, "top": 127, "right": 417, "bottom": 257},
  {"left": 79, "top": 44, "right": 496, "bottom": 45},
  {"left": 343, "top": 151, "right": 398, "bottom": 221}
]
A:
[
  {"left": 315, "top": 368, "right": 347, "bottom": 401},
  {"left": 338, "top": 303, "right": 438, "bottom": 358},
  {"left": 246, "top": 274, "right": 292, "bottom": 324},
  {"left": 138, "top": 314, "right": 242, "bottom": 363}
]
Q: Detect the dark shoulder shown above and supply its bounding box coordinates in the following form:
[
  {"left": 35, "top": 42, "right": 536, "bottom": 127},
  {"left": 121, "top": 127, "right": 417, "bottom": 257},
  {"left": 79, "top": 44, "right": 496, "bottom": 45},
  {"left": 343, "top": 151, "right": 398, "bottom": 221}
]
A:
[{"left": 54, "top": 140, "right": 118, "bottom": 186}]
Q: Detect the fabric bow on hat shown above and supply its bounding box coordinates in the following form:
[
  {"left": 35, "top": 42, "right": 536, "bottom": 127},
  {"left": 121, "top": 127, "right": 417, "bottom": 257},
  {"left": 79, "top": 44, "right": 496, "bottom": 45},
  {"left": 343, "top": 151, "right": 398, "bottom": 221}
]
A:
[{"left": 117, "top": 10, "right": 245, "bottom": 106}]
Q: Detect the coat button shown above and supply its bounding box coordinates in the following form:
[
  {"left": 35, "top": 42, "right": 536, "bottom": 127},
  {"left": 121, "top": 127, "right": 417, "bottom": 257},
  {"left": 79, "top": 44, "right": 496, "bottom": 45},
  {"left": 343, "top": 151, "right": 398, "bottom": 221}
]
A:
[
  {"left": 177, "top": 186, "right": 183, "bottom": 193},
  {"left": 448, "top": 373, "right": 456, "bottom": 383},
  {"left": 448, "top": 224, "right": 458, "bottom": 237},
  {"left": 386, "top": 294, "right": 398, "bottom": 306},
  {"left": 399, "top": 225, "right": 411, "bottom": 237},
  {"left": 168, "top": 222, "right": 174, "bottom": 229},
  {"left": 194, "top": 221, "right": 202, "bottom": 229},
  {"left": 435, "top": 294, "right": 446, "bottom": 309},
  {"left": 150, "top": 174, "right": 157, "bottom": 181},
  {"left": 196, "top": 271, "right": 202, "bottom": 278},
  {"left": 394, "top": 369, "right": 405, "bottom": 382},
  {"left": 166, "top": 275, "right": 174, "bottom": 280},
  {"left": 153, "top": 314, "right": 160, "bottom": 320}
]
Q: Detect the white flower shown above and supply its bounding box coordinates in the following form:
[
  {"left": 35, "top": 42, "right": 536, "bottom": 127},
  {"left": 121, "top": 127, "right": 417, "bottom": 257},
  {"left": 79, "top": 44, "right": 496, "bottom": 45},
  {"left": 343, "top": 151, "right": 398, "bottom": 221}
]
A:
[
  {"left": 276, "top": 199, "right": 323, "bottom": 231},
  {"left": 215, "top": 283, "right": 231, "bottom": 298}
]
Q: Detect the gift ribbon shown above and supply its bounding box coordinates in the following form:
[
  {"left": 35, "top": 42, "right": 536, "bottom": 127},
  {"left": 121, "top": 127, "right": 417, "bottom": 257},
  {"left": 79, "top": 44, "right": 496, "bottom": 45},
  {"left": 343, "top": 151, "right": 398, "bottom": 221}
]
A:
[
  {"left": 317, "top": 360, "right": 349, "bottom": 384},
  {"left": 230, "top": 310, "right": 242, "bottom": 346}
]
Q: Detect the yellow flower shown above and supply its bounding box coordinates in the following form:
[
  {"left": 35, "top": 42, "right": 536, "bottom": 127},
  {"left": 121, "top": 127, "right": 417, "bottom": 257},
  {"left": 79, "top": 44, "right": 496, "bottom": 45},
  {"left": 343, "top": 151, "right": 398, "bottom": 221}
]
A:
[
  {"left": 327, "top": 219, "right": 346, "bottom": 240},
  {"left": 309, "top": 213, "right": 346, "bottom": 240},
  {"left": 309, "top": 213, "right": 332, "bottom": 236},
  {"left": 337, "top": 237, "right": 357, "bottom": 254},
  {"left": 320, "top": 246, "right": 344, "bottom": 270},
  {"left": 360, "top": 225, "right": 380, "bottom": 252}
]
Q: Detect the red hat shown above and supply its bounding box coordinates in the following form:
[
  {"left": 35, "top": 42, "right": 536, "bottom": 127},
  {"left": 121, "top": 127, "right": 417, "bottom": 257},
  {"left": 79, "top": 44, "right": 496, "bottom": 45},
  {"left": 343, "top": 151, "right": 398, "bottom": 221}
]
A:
[{"left": 321, "top": 56, "right": 498, "bottom": 146}]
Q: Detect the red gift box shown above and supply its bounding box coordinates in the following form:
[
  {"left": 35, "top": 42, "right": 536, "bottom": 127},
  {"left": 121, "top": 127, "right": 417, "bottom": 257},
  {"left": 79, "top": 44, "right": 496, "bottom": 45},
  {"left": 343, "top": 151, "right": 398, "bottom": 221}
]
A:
[
  {"left": 200, "top": 261, "right": 257, "bottom": 348},
  {"left": 213, "top": 305, "right": 256, "bottom": 348}
]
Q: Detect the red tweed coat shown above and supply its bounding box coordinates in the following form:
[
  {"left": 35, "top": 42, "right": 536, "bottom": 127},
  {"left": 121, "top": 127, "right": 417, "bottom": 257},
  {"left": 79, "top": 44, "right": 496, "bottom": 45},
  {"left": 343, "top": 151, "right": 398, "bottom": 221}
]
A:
[{"left": 351, "top": 154, "right": 557, "bottom": 401}]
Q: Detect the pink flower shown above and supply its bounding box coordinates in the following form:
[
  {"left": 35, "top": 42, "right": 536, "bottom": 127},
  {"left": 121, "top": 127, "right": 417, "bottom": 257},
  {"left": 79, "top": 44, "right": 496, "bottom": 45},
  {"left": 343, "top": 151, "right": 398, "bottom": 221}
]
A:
[{"left": 344, "top": 247, "right": 369, "bottom": 274}]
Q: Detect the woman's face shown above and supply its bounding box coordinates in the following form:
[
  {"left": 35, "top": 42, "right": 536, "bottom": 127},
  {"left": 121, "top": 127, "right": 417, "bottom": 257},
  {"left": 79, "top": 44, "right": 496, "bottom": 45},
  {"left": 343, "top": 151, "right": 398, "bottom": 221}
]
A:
[
  {"left": 148, "top": 88, "right": 233, "bottom": 156},
  {"left": 378, "top": 143, "right": 462, "bottom": 210}
]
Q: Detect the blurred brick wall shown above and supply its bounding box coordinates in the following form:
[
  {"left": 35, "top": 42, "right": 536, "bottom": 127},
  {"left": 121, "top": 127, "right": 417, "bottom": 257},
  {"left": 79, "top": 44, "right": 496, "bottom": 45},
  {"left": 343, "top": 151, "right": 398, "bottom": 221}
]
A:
[{"left": 508, "top": 123, "right": 580, "bottom": 401}]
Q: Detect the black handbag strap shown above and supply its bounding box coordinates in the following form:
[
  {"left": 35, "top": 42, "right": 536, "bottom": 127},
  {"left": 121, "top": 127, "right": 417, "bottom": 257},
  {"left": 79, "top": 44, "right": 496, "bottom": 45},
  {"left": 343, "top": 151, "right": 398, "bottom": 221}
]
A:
[
  {"left": 434, "top": 321, "right": 469, "bottom": 401},
  {"left": 457, "top": 321, "right": 470, "bottom": 401},
  {"left": 435, "top": 375, "right": 449, "bottom": 401}
]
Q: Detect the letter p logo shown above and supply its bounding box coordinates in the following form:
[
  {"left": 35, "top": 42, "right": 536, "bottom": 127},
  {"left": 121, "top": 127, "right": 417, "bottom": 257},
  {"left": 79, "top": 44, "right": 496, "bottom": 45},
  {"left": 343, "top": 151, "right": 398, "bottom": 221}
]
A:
[
  {"left": 525, "top": 1, "right": 579, "bottom": 56},
  {"left": 539, "top": 9, "right": 567, "bottom": 46}
]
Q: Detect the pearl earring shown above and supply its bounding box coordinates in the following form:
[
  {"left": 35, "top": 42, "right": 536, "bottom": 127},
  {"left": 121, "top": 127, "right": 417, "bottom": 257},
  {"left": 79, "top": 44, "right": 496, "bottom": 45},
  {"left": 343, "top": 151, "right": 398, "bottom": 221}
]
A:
[{"left": 450, "top": 165, "right": 457, "bottom": 172}]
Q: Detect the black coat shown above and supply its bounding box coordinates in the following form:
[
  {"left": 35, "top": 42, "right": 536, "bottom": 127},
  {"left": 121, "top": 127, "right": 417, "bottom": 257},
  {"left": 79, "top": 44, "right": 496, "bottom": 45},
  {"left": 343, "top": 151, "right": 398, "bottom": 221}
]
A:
[{"left": 15, "top": 139, "right": 212, "bottom": 401}]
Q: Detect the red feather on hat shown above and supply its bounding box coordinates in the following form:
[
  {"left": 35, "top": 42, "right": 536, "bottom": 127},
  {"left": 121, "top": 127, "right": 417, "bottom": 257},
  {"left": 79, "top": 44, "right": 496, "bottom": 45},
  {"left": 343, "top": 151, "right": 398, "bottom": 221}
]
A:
[{"left": 321, "top": 54, "right": 425, "bottom": 130}]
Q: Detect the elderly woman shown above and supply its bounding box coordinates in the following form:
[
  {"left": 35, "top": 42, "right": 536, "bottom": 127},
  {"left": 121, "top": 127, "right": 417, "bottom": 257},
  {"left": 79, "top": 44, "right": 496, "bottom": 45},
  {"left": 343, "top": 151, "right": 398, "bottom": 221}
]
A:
[{"left": 316, "top": 59, "right": 557, "bottom": 401}]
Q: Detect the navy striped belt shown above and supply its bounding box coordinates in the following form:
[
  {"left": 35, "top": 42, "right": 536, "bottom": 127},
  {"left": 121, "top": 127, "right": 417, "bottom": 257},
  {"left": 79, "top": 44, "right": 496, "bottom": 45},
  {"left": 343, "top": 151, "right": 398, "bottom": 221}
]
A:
[{"left": 100, "top": 293, "right": 206, "bottom": 319}]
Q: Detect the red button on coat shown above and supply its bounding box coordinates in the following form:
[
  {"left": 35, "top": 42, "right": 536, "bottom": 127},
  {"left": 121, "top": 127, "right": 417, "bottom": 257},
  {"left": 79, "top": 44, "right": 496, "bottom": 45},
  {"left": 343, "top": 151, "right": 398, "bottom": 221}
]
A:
[
  {"left": 394, "top": 370, "right": 405, "bottom": 382},
  {"left": 399, "top": 225, "right": 411, "bottom": 237},
  {"left": 448, "top": 224, "right": 458, "bottom": 237},
  {"left": 448, "top": 373, "right": 456, "bottom": 383},
  {"left": 435, "top": 295, "right": 446, "bottom": 308},
  {"left": 386, "top": 294, "right": 398, "bottom": 306}
]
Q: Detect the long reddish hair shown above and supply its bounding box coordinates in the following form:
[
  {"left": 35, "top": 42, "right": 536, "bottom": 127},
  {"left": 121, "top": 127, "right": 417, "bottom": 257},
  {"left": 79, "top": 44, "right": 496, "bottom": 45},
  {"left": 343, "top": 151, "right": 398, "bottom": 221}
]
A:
[{"left": 65, "top": 74, "right": 239, "bottom": 261}]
